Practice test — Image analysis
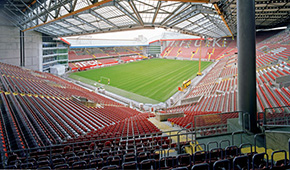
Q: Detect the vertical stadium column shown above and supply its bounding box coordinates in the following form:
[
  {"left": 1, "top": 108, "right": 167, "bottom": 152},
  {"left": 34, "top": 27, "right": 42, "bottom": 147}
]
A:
[
  {"left": 237, "top": 0, "right": 257, "bottom": 132},
  {"left": 20, "top": 31, "right": 25, "bottom": 67}
]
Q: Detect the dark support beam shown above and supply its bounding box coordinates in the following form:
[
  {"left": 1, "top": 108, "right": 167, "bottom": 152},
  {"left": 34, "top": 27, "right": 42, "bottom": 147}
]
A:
[
  {"left": 20, "top": 31, "right": 25, "bottom": 67},
  {"left": 237, "top": 0, "right": 257, "bottom": 133}
]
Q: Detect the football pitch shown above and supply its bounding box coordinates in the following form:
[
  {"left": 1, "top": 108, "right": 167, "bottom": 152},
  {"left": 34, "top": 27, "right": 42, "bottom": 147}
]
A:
[{"left": 69, "top": 59, "right": 212, "bottom": 103}]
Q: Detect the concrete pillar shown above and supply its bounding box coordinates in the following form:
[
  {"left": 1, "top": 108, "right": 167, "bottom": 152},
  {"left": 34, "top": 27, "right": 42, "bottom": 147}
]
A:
[{"left": 237, "top": 0, "right": 258, "bottom": 132}]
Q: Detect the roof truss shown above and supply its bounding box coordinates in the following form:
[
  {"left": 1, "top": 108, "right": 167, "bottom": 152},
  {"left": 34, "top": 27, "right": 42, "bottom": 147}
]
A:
[{"left": 6, "top": 0, "right": 288, "bottom": 38}]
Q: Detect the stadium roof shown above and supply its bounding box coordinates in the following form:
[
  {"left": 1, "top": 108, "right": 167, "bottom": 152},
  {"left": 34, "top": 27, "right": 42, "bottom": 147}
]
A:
[{"left": 1, "top": 0, "right": 290, "bottom": 38}]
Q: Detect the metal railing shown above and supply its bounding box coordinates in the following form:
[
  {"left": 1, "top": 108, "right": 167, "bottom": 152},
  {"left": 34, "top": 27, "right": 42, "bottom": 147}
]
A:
[
  {"left": 258, "top": 106, "right": 290, "bottom": 127},
  {"left": 0, "top": 125, "right": 197, "bottom": 167},
  {"left": 193, "top": 111, "right": 243, "bottom": 139}
]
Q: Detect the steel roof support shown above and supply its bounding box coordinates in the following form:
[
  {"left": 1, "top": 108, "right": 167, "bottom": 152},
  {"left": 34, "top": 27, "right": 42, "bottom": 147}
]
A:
[
  {"left": 48, "top": 23, "right": 73, "bottom": 34},
  {"left": 213, "top": 3, "right": 234, "bottom": 38},
  {"left": 182, "top": 16, "right": 206, "bottom": 29},
  {"left": 89, "top": 10, "right": 119, "bottom": 28},
  {"left": 44, "top": 25, "right": 68, "bottom": 35},
  {"left": 19, "top": 0, "right": 46, "bottom": 23},
  {"left": 23, "top": 0, "right": 113, "bottom": 32},
  {"left": 38, "top": 27, "right": 56, "bottom": 36},
  {"left": 155, "top": 0, "right": 209, "bottom": 2},
  {"left": 203, "top": 14, "right": 229, "bottom": 36},
  {"left": 54, "top": 22, "right": 74, "bottom": 32},
  {"left": 35, "top": 0, "right": 56, "bottom": 22},
  {"left": 167, "top": 7, "right": 199, "bottom": 27},
  {"left": 152, "top": 1, "right": 162, "bottom": 24},
  {"left": 128, "top": 0, "right": 144, "bottom": 25},
  {"left": 114, "top": 1, "right": 141, "bottom": 25},
  {"left": 21, "top": 0, "right": 72, "bottom": 25},
  {"left": 160, "top": 2, "right": 190, "bottom": 25},
  {"left": 5, "top": 0, "right": 37, "bottom": 29},
  {"left": 74, "top": 16, "right": 102, "bottom": 31},
  {"left": 2, "top": 10, "right": 24, "bottom": 30},
  {"left": 62, "top": 20, "right": 86, "bottom": 32},
  {"left": 166, "top": 5, "right": 214, "bottom": 27}
]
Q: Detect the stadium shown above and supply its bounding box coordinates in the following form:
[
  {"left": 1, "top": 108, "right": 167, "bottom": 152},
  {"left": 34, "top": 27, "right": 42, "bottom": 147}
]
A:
[{"left": 0, "top": 0, "right": 289, "bottom": 169}]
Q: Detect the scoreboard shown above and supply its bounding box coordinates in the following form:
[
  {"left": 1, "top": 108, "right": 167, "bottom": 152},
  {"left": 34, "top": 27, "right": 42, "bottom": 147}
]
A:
[{"left": 147, "top": 45, "right": 161, "bottom": 54}]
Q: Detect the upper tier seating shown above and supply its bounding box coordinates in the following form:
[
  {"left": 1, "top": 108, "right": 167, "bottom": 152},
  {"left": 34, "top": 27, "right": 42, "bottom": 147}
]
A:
[
  {"left": 161, "top": 38, "right": 236, "bottom": 60},
  {"left": 69, "top": 55, "right": 143, "bottom": 71},
  {"left": 68, "top": 46, "right": 143, "bottom": 61}
]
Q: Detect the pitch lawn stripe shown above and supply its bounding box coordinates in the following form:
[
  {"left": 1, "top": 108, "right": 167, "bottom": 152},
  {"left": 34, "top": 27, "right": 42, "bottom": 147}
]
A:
[
  {"left": 121, "top": 60, "right": 195, "bottom": 91},
  {"left": 70, "top": 59, "right": 212, "bottom": 102},
  {"left": 125, "top": 61, "right": 211, "bottom": 101},
  {"left": 129, "top": 61, "right": 208, "bottom": 100},
  {"left": 144, "top": 62, "right": 204, "bottom": 100},
  {"left": 126, "top": 62, "right": 193, "bottom": 93},
  {"left": 146, "top": 64, "right": 197, "bottom": 97},
  {"left": 105, "top": 60, "right": 168, "bottom": 87},
  {"left": 141, "top": 63, "right": 196, "bottom": 96},
  {"left": 115, "top": 60, "right": 179, "bottom": 89},
  {"left": 121, "top": 65, "right": 188, "bottom": 93}
]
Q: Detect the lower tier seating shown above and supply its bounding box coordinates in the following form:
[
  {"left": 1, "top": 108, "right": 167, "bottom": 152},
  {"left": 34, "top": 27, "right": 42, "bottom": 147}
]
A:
[{"left": 2, "top": 137, "right": 289, "bottom": 170}]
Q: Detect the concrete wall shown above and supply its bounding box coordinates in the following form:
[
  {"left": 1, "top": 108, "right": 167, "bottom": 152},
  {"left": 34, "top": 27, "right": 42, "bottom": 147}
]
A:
[
  {"left": 0, "top": 11, "right": 21, "bottom": 66},
  {"left": 266, "top": 130, "right": 290, "bottom": 151},
  {"left": 0, "top": 11, "right": 42, "bottom": 71},
  {"left": 24, "top": 31, "right": 43, "bottom": 71}
]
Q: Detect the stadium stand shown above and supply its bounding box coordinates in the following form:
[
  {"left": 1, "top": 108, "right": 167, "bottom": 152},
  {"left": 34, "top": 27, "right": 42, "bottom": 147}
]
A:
[
  {"left": 68, "top": 55, "right": 144, "bottom": 71},
  {"left": 68, "top": 46, "right": 143, "bottom": 61},
  {"left": 161, "top": 38, "right": 236, "bottom": 60},
  {"left": 166, "top": 29, "right": 290, "bottom": 129},
  {"left": 0, "top": 62, "right": 149, "bottom": 145},
  {"left": 1, "top": 0, "right": 290, "bottom": 169},
  {"left": 1, "top": 51, "right": 289, "bottom": 169}
]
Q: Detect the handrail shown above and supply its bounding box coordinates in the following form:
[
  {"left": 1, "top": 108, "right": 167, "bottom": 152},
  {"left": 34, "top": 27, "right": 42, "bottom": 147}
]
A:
[
  {"left": 271, "top": 150, "right": 287, "bottom": 169},
  {"left": 219, "top": 139, "right": 230, "bottom": 149},
  {"left": 177, "top": 122, "right": 193, "bottom": 134},
  {"left": 265, "top": 130, "right": 290, "bottom": 134},
  {"left": 207, "top": 141, "right": 218, "bottom": 151},
  {"left": 231, "top": 130, "right": 244, "bottom": 145},
  {"left": 239, "top": 143, "right": 252, "bottom": 155},
  {"left": 263, "top": 125, "right": 290, "bottom": 128},
  {"left": 194, "top": 111, "right": 243, "bottom": 118},
  {"left": 194, "top": 111, "right": 243, "bottom": 140},
  {"left": 263, "top": 105, "right": 290, "bottom": 113},
  {"left": 254, "top": 133, "right": 266, "bottom": 153},
  {"left": 165, "top": 148, "right": 176, "bottom": 157}
]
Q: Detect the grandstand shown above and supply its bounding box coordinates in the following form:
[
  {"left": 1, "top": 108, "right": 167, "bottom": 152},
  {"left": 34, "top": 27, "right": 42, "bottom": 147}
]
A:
[{"left": 0, "top": 0, "right": 290, "bottom": 170}]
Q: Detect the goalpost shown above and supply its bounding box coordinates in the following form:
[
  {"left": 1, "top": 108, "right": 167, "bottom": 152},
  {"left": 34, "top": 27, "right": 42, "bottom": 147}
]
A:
[{"left": 98, "top": 76, "right": 110, "bottom": 85}]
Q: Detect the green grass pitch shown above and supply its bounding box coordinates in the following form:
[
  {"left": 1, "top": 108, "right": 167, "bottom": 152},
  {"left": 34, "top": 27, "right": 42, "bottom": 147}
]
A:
[{"left": 70, "top": 59, "right": 212, "bottom": 102}]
